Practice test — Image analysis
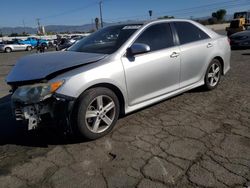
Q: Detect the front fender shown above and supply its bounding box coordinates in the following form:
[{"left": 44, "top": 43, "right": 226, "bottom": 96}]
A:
[{"left": 52, "top": 59, "right": 127, "bottom": 102}]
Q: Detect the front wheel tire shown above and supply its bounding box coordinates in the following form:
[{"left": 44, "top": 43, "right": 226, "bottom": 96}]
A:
[
  {"left": 74, "top": 87, "right": 120, "bottom": 140},
  {"left": 204, "top": 59, "right": 222, "bottom": 90}
]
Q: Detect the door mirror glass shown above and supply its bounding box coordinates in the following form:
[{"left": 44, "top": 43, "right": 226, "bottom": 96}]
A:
[{"left": 127, "top": 43, "right": 150, "bottom": 56}]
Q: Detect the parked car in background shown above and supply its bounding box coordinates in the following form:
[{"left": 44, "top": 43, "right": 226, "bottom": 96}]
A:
[
  {"left": 69, "top": 35, "right": 85, "bottom": 43},
  {"left": 56, "top": 38, "right": 72, "bottom": 51},
  {"left": 56, "top": 36, "right": 85, "bottom": 51},
  {"left": 19, "top": 37, "right": 48, "bottom": 48},
  {"left": 46, "top": 39, "right": 58, "bottom": 48},
  {"left": 0, "top": 41, "right": 32, "bottom": 53},
  {"left": 6, "top": 19, "right": 230, "bottom": 140},
  {"left": 230, "top": 29, "right": 250, "bottom": 49}
]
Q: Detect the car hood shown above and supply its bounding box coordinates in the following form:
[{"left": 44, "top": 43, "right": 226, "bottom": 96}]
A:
[{"left": 6, "top": 51, "right": 107, "bottom": 83}]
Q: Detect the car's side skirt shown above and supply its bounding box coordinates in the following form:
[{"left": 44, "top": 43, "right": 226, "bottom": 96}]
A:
[{"left": 125, "top": 80, "right": 204, "bottom": 114}]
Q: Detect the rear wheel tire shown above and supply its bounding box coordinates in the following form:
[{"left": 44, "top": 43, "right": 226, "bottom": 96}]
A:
[
  {"left": 204, "top": 59, "right": 222, "bottom": 90},
  {"left": 5, "top": 47, "right": 11, "bottom": 53},
  {"left": 74, "top": 87, "right": 120, "bottom": 140}
]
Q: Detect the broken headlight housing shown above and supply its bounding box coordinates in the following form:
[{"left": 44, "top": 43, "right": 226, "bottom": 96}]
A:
[{"left": 12, "top": 80, "right": 64, "bottom": 104}]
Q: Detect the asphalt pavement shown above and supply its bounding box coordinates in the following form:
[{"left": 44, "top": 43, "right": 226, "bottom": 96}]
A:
[{"left": 0, "top": 46, "right": 250, "bottom": 187}]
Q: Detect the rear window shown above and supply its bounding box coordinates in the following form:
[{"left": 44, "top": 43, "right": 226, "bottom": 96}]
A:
[{"left": 174, "top": 22, "right": 210, "bottom": 45}]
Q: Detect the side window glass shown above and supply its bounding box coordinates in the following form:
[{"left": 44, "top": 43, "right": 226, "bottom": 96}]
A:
[
  {"left": 134, "top": 23, "right": 174, "bottom": 52},
  {"left": 175, "top": 22, "right": 210, "bottom": 45}
]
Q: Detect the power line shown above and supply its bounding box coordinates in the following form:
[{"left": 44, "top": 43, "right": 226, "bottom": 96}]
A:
[
  {"left": 41, "top": 1, "right": 99, "bottom": 21},
  {"left": 105, "top": 0, "right": 249, "bottom": 22},
  {"left": 154, "top": 0, "right": 241, "bottom": 16},
  {"left": 173, "top": 2, "right": 250, "bottom": 17},
  {"left": 11, "top": 0, "right": 250, "bottom": 28}
]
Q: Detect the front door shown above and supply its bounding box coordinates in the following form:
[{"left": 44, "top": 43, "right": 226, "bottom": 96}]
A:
[{"left": 121, "top": 23, "right": 180, "bottom": 106}]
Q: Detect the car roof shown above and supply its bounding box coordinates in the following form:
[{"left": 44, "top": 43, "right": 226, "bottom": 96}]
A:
[
  {"left": 110, "top": 18, "right": 194, "bottom": 26},
  {"left": 116, "top": 19, "right": 219, "bottom": 38}
]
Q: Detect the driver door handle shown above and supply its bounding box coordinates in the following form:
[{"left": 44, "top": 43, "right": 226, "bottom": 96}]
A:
[{"left": 170, "top": 52, "right": 180, "bottom": 58}]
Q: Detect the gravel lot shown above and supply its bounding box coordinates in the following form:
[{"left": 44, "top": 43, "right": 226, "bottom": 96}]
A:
[{"left": 0, "top": 45, "right": 250, "bottom": 187}]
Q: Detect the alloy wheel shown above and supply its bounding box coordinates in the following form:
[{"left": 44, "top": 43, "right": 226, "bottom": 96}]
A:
[
  {"left": 85, "top": 95, "right": 116, "bottom": 133},
  {"left": 207, "top": 63, "right": 220, "bottom": 87}
]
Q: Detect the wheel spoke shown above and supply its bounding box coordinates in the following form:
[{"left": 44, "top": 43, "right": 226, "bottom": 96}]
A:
[
  {"left": 102, "top": 115, "right": 112, "bottom": 126},
  {"left": 212, "top": 64, "right": 215, "bottom": 72},
  {"left": 93, "top": 118, "right": 101, "bottom": 132},
  {"left": 214, "top": 76, "right": 219, "bottom": 82},
  {"left": 86, "top": 110, "right": 98, "bottom": 118},
  {"left": 210, "top": 78, "right": 214, "bottom": 85},
  {"left": 97, "top": 96, "right": 103, "bottom": 110},
  {"left": 208, "top": 73, "right": 213, "bottom": 78},
  {"left": 214, "top": 67, "right": 220, "bottom": 74},
  {"left": 103, "top": 101, "right": 115, "bottom": 113}
]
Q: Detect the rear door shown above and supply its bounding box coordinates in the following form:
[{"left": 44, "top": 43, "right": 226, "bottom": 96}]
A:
[
  {"left": 121, "top": 23, "right": 181, "bottom": 106},
  {"left": 173, "top": 22, "right": 213, "bottom": 88}
]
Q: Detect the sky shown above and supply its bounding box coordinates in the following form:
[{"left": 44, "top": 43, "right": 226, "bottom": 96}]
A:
[{"left": 0, "top": 0, "right": 250, "bottom": 27}]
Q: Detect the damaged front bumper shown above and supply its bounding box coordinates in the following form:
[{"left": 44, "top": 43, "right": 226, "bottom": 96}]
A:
[{"left": 12, "top": 94, "right": 76, "bottom": 131}]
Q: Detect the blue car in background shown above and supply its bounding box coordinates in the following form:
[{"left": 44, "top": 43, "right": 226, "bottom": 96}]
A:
[{"left": 19, "top": 37, "right": 48, "bottom": 48}]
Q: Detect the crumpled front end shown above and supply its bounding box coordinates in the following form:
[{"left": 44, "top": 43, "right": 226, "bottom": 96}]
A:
[{"left": 10, "top": 81, "right": 76, "bottom": 131}]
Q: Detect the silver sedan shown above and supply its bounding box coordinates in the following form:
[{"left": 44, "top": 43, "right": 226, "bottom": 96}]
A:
[
  {"left": 0, "top": 41, "right": 32, "bottom": 53},
  {"left": 6, "top": 19, "right": 230, "bottom": 139}
]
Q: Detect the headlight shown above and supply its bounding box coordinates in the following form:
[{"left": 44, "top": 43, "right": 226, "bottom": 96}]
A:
[{"left": 12, "top": 80, "right": 64, "bottom": 104}]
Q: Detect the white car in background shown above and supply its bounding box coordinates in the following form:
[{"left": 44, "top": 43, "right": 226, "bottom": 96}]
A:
[{"left": 0, "top": 41, "right": 32, "bottom": 53}]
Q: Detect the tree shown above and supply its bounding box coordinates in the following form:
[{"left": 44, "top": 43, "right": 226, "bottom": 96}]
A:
[
  {"left": 208, "top": 17, "right": 217, "bottom": 25},
  {"left": 88, "top": 29, "right": 96, "bottom": 33},
  {"left": 21, "top": 32, "right": 29, "bottom": 36},
  {"left": 212, "top": 9, "right": 227, "bottom": 22},
  {"left": 8, "top": 33, "right": 19, "bottom": 37}
]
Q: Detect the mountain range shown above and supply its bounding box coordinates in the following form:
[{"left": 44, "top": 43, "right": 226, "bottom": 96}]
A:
[
  {"left": 0, "top": 14, "right": 233, "bottom": 35},
  {"left": 0, "top": 23, "right": 98, "bottom": 35}
]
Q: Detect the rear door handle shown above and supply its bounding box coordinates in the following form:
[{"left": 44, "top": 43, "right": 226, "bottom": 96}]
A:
[
  {"left": 170, "top": 52, "right": 180, "bottom": 58},
  {"left": 207, "top": 43, "right": 213, "bottom": 48}
]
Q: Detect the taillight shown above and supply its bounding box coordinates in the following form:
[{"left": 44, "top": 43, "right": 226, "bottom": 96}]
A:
[{"left": 227, "top": 38, "right": 231, "bottom": 45}]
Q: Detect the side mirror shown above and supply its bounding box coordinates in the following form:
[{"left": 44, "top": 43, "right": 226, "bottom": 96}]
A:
[{"left": 127, "top": 43, "right": 150, "bottom": 56}]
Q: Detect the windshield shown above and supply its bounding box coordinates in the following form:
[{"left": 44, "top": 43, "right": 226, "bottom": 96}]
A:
[
  {"left": 68, "top": 24, "right": 142, "bottom": 54},
  {"left": 234, "top": 12, "right": 247, "bottom": 19}
]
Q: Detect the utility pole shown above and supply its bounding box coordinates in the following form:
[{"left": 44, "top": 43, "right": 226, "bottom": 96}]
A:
[
  {"left": 91, "top": 18, "right": 94, "bottom": 31},
  {"left": 99, "top": 1, "right": 103, "bottom": 28},
  {"left": 36, "top": 18, "right": 41, "bottom": 28},
  {"left": 22, "top": 19, "right": 26, "bottom": 34},
  {"left": 36, "top": 18, "right": 41, "bottom": 34}
]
